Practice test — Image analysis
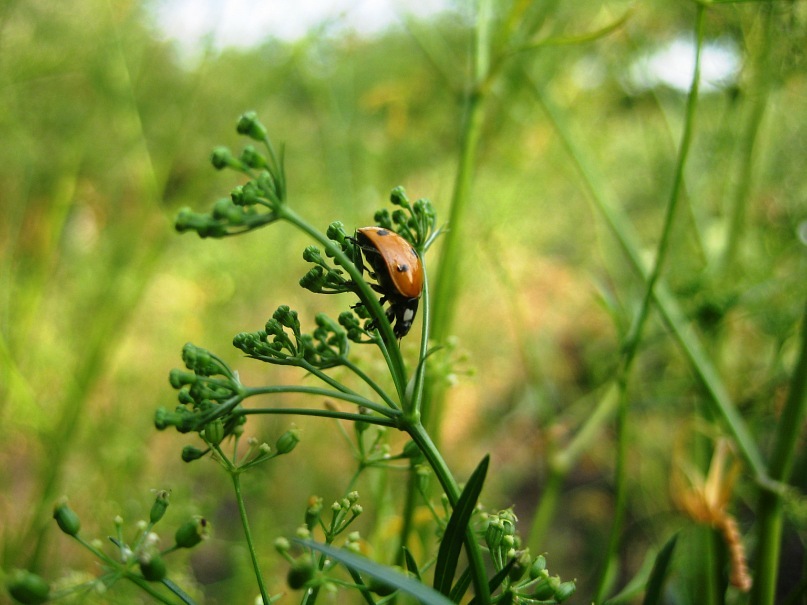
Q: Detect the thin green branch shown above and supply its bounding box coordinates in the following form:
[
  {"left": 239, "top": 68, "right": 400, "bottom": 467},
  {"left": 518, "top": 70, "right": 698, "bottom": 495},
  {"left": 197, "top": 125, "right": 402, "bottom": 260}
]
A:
[
  {"left": 341, "top": 358, "right": 401, "bottom": 411},
  {"left": 750, "top": 299, "right": 807, "bottom": 605},
  {"left": 244, "top": 384, "right": 396, "bottom": 418},
  {"left": 278, "top": 205, "right": 408, "bottom": 402},
  {"left": 240, "top": 406, "right": 398, "bottom": 428},
  {"left": 528, "top": 72, "right": 772, "bottom": 488},
  {"left": 231, "top": 472, "right": 271, "bottom": 605},
  {"left": 407, "top": 422, "right": 490, "bottom": 603}
]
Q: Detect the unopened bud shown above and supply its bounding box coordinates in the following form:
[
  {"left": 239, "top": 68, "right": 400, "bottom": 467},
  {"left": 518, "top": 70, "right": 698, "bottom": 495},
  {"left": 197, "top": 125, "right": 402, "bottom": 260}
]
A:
[
  {"left": 139, "top": 554, "right": 167, "bottom": 582},
  {"left": 6, "top": 569, "right": 50, "bottom": 604},
  {"left": 287, "top": 560, "right": 315, "bottom": 590},
  {"left": 555, "top": 580, "right": 576, "bottom": 602},
  {"left": 204, "top": 419, "right": 225, "bottom": 446},
  {"left": 53, "top": 498, "right": 81, "bottom": 536},
  {"left": 181, "top": 445, "right": 207, "bottom": 462},
  {"left": 175, "top": 516, "right": 209, "bottom": 549},
  {"left": 276, "top": 426, "right": 301, "bottom": 454},
  {"left": 149, "top": 490, "right": 170, "bottom": 524}
]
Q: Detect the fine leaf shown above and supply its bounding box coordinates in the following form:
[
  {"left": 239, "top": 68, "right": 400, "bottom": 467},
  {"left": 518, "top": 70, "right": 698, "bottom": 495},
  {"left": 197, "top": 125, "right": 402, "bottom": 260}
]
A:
[
  {"left": 402, "top": 546, "right": 423, "bottom": 582},
  {"left": 466, "top": 558, "right": 517, "bottom": 605},
  {"left": 642, "top": 532, "right": 679, "bottom": 605},
  {"left": 295, "top": 538, "right": 454, "bottom": 605},
  {"left": 433, "top": 455, "right": 490, "bottom": 596}
]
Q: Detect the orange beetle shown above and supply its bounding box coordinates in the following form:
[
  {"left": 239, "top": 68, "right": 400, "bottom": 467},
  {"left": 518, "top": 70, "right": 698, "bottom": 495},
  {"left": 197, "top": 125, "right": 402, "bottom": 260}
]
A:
[{"left": 355, "top": 226, "right": 423, "bottom": 338}]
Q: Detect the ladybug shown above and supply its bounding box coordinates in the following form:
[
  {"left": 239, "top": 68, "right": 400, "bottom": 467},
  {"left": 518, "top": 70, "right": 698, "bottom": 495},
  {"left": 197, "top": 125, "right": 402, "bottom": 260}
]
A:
[{"left": 354, "top": 226, "right": 423, "bottom": 338}]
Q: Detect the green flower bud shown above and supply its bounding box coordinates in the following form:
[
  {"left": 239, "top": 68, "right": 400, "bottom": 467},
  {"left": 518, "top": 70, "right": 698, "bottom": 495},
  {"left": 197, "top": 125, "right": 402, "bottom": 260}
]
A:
[
  {"left": 240, "top": 145, "right": 269, "bottom": 169},
  {"left": 175, "top": 516, "right": 210, "bottom": 549},
  {"left": 181, "top": 445, "right": 207, "bottom": 462},
  {"left": 302, "top": 246, "right": 325, "bottom": 265},
  {"left": 529, "top": 554, "right": 547, "bottom": 580},
  {"left": 485, "top": 518, "right": 504, "bottom": 551},
  {"left": 532, "top": 575, "right": 555, "bottom": 601},
  {"left": 390, "top": 186, "right": 409, "bottom": 207},
  {"left": 53, "top": 498, "right": 81, "bottom": 536},
  {"left": 287, "top": 560, "right": 315, "bottom": 590},
  {"left": 150, "top": 490, "right": 170, "bottom": 524},
  {"left": 305, "top": 496, "right": 323, "bottom": 531},
  {"left": 169, "top": 369, "right": 197, "bottom": 389},
  {"left": 555, "top": 580, "right": 576, "bottom": 602},
  {"left": 508, "top": 549, "right": 532, "bottom": 582},
  {"left": 273, "top": 305, "right": 300, "bottom": 330},
  {"left": 325, "top": 221, "right": 348, "bottom": 245},
  {"left": 373, "top": 208, "right": 393, "bottom": 230},
  {"left": 139, "top": 554, "right": 167, "bottom": 582},
  {"left": 276, "top": 426, "right": 301, "bottom": 454},
  {"left": 204, "top": 419, "right": 225, "bottom": 446},
  {"left": 211, "top": 146, "right": 242, "bottom": 171},
  {"left": 154, "top": 407, "right": 172, "bottom": 430},
  {"left": 274, "top": 537, "right": 291, "bottom": 553},
  {"left": 7, "top": 569, "right": 50, "bottom": 605},
  {"left": 236, "top": 111, "right": 269, "bottom": 141}
]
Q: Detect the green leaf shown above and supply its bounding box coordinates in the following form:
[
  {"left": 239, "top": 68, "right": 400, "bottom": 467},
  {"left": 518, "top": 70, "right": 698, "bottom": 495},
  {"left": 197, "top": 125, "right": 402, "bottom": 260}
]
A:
[
  {"left": 402, "top": 546, "right": 422, "bottom": 582},
  {"left": 295, "top": 539, "right": 454, "bottom": 605},
  {"left": 602, "top": 549, "right": 657, "bottom": 604},
  {"left": 642, "top": 533, "right": 679, "bottom": 605},
  {"left": 448, "top": 567, "right": 472, "bottom": 603},
  {"left": 466, "top": 558, "right": 517, "bottom": 605},
  {"left": 433, "top": 455, "right": 490, "bottom": 596}
]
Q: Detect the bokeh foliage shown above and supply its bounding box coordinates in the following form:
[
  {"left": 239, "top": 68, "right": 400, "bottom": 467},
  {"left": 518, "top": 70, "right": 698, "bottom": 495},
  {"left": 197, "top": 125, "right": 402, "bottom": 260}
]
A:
[{"left": 1, "top": 0, "right": 805, "bottom": 603}]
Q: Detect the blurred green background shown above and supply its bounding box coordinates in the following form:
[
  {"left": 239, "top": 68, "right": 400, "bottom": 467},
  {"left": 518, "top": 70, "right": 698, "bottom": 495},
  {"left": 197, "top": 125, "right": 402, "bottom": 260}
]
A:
[{"left": 1, "top": 0, "right": 806, "bottom": 602}]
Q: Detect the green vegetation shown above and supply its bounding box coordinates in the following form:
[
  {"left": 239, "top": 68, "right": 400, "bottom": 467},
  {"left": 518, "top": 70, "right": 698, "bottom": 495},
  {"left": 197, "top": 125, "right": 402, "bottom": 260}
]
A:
[{"left": 2, "top": 1, "right": 806, "bottom": 604}]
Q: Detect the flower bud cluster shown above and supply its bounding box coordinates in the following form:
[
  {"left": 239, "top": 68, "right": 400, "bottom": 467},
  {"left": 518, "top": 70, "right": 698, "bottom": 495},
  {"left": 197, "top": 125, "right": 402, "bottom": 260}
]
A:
[
  {"left": 233, "top": 305, "right": 354, "bottom": 369},
  {"left": 175, "top": 112, "right": 285, "bottom": 239},
  {"left": 157, "top": 344, "right": 246, "bottom": 452},
  {"left": 481, "top": 509, "right": 576, "bottom": 602},
  {"left": 373, "top": 186, "right": 438, "bottom": 250},
  {"left": 28, "top": 493, "right": 212, "bottom": 599}
]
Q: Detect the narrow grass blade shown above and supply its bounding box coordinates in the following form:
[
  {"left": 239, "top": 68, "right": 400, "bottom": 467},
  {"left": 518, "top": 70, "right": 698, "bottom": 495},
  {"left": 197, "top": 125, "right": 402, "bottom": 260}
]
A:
[
  {"left": 433, "top": 455, "right": 490, "bottom": 596},
  {"left": 466, "top": 557, "right": 517, "bottom": 605},
  {"left": 642, "top": 533, "right": 679, "bottom": 605},
  {"left": 402, "top": 546, "right": 422, "bottom": 582},
  {"left": 449, "top": 567, "right": 472, "bottom": 603},
  {"left": 296, "top": 539, "right": 454, "bottom": 605}
]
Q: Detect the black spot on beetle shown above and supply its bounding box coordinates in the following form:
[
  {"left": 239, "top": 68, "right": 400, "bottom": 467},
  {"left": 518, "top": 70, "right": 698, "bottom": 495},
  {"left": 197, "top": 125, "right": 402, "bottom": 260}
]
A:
[
  {"left": 377, "top": 229, "right": 389, "bottom": 236},
  {"left": 396, "top": 264, "right": 409, "bottom": 272}
]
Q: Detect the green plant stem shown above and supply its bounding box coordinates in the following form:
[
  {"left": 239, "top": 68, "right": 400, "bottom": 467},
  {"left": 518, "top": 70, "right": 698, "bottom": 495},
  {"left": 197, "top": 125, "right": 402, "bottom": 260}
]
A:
[
  {"left": 424, "top": 87, "right": 487, "bottom": 434},
  {"left": 231, "top": 472, "right": 270, "bottom": 605},
  {"left": 407, "top": 421, "right": 490, "bottom": 603},
  {"left": 717, "top": 4, "right": 773, "bottom": 276},
  {"left": 277, "top": 206, "right": 408, "bottom": 400},
  {"left": 592, "top": 9, "right": 706, "bottom": 600},
  {"left": 528, "top": 382, "right": 620, "bottom": 549},
  {"left": 528, "top": 72, "right": 772, "bottom": 489},
  {"left": 244, "top": 384, "right": 396, "bottom": 418},
  {"left": 343, "top": 358, "right": 400, "bottom": 410},
  {"left": 526, "top": 468, "right": 564, "bottom": 551},
  {"left": 750, "top": 299, "right": 807, "bottom": 605},
  {"left": 241, "top": 406, "right": 397, "bottom": 428},
  {"left": 424, "top": 0, "right": 495, "bottom": 434}
]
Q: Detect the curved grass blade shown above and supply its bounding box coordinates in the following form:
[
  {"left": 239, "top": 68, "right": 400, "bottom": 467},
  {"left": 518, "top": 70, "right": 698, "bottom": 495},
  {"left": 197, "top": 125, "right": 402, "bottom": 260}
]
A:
[
  {"left": 449, "top": 567, "right": 472, "bottom": 603},
  {"left": 642, "top": 533, "right": 679, "bottom": 605},
  {"left": 402, "top": 546, "right": 422, "bottom": 582},
  {"left": 466, "top": 557, "right": 517, "bottom": 605},
  {"left": 434, "top": 455, "right": 490, "bottom": 596},
  {"left": 295, "top": 539, "right": 454, "bottom": 605}
]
